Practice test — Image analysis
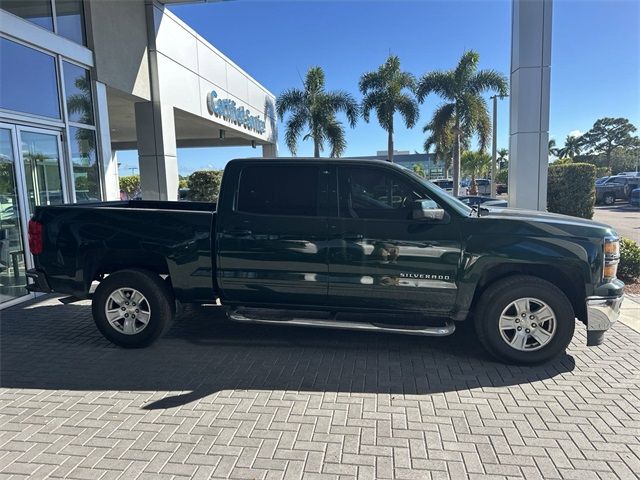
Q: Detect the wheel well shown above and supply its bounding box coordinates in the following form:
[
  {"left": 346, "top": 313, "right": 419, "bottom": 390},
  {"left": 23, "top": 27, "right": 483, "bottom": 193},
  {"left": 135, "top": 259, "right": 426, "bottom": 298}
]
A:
[{"left": 470, "top": 264, "right": 587, "bottom": 323}]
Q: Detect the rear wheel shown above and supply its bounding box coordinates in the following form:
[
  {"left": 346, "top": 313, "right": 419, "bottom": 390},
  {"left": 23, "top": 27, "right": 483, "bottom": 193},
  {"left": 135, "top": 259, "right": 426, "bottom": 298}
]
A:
[
  {"left": 92, "top": 269, "right": 174, "bottom": 347},
  {"left": 474, "top": 275, "right": 575, "bottom": 364},
  {"left": 603, "top": 193, "right": 615, "bottom": 205}
]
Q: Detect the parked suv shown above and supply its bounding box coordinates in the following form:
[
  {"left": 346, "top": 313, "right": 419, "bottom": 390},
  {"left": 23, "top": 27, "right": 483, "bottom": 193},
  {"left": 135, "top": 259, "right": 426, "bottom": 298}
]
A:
[{"left": 596, "top": 175, "right": 640, "bottom": 205}]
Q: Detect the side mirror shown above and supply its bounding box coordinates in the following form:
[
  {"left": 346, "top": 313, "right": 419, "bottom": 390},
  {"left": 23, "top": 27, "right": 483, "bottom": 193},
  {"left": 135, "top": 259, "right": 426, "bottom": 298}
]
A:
[{"left": 412, "top": 199, "right": 446, "bottom": 221}]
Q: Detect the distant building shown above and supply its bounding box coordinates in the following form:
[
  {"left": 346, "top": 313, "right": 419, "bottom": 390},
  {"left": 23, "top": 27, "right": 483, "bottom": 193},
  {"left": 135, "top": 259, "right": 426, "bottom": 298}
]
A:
[{"left": 353, "top": 152, "right": 447, "bottom": 179}]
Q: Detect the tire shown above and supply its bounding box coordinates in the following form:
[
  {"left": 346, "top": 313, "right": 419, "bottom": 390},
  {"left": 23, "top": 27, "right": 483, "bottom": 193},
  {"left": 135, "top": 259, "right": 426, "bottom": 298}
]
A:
[
  {"left": 92, "top": 269, "right": 175, "bottom": 348},
  {"left": 604, "top": 193, "right": 615, "bottom": 205},
  {"left": 474, "top": 275, "right": 575, "bottom": 364}
]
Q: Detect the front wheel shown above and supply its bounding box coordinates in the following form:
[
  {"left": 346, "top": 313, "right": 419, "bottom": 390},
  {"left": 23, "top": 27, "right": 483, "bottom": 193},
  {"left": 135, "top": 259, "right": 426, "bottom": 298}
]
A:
[
  {"left": 474, "top": 275, "right": 575, "bottom": 364},
  {"left": 92, "top": 269, "right": 175, "bottom": 347}
]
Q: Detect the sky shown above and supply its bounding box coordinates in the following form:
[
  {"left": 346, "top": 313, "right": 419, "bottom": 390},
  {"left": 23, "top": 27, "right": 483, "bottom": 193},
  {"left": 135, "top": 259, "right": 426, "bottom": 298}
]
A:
[{"left": 117, "top": 0, "right": 640, "bottom": 176}]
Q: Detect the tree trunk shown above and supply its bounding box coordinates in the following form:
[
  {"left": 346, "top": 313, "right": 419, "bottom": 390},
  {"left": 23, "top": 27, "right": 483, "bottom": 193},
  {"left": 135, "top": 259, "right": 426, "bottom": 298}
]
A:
[
  {"left": 387, "top": 128, "right": 394, "bottom": 163},
  {"left": 452, "top": 118, "right": 461, "bottom": 196},
  {"left": 314, "top": 138, "right": 320, "bottom": 158}
]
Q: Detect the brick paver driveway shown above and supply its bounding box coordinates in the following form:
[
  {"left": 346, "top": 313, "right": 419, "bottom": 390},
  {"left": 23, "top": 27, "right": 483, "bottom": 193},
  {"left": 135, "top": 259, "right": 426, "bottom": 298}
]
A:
[{"left": 1, "top": 296, "right": 639, "bottom": 480}]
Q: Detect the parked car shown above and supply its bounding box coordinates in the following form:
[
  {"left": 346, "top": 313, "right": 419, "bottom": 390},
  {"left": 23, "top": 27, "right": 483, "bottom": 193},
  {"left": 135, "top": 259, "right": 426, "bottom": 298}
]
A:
[
  {"left": 432, "top": 179, "right": 469, "bottom": 196},
  {"left": 27, "top": 158, "right": 624, "bottom": 364},
  {"left": 457, "top": 195, "right": 508, "bottom": 208},
  {"left": 619, "top": 171, "right": 640, "bottom": 177},
  {"left": 496, "top": 183, "right": 508, "bottom": 195},
  {"left": 596, "top": 175, "right": 640, "bottom": 205},
  {"left": 630, "top": 187, "right": 640, "bottom": 207},
  {"left": 473, "top": 179, "right": 491, "bottom": 196},
  {"left": 596, "top": 176, "right": 609, "bottom": 185}
]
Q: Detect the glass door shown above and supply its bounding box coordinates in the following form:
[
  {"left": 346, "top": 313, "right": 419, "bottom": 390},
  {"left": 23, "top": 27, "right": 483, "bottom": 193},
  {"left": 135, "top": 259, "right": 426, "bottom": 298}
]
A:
[
  {"left": 18, "top": 128, "right": 67, "bottom": 212},
  {"left": 0, "top": 124, "right": 68, "bottom": 307},
  {"left": 0, "top": 126, "right": 28, "bottom": 305}
]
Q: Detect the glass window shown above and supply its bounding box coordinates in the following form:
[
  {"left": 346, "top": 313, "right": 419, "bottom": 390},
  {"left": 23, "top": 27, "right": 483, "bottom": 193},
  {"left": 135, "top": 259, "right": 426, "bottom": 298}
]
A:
[
  {"left": 21, "top": 130, "right": 64, "bottom": 209},
  {"left": 63, "top": 61, "right": 93, "bottom": 125},
  {"left": 339, "top": 167, "right": 425, "bottom": 220},
  {"left": 237, "top": 165, "right": 318, "bottom": 216},
  {"left": 55, "top": 0, "right": 86, "bottom": 45},
  {"left": 0, "top": 0, "right": 53, "bottom": 31},
  {"left": 0, "top": 38, "right": 60, "bottom": 119},
  {"left": 69, "top": 126, "right": 101, "bottom": 202}
]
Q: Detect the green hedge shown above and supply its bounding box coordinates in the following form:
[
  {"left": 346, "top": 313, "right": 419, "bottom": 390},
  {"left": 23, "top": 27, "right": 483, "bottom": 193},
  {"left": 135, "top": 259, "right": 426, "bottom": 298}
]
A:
[
  {"left": 619, "top": 238, "right": 640, "bottom": 283},
  {"left": 188, "top": 170, "right": 223, "bottom": 202},
  {"left": 119, "top": 175, "right": 140, "bottom": 198},
  {"left": 495, "top": 169, "right": 508, "bottom": 184},
  {"left": 547, "top": 163, "right": 596, "bottom": 219}
]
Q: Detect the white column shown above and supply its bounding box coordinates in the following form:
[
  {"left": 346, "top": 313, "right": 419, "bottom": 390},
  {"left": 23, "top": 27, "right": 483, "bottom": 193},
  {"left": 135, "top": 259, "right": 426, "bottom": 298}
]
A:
[
  {"left": 94, "top": 81, "right": 120, "bottom": 201},
  {"left": 134, "top": 101, "right": 179, "bottom": 201},
  {"left": 508, "top": 0, "right": 552, "bottom": 210},
  {"left": 262, "top": 143, "right": 278, "bottom": 158}
]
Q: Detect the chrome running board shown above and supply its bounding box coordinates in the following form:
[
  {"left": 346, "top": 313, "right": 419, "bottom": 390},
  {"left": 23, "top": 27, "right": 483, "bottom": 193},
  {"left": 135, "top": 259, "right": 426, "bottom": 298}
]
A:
[{"left": 227, "top": 308, "right": 455, "bottom": 337}]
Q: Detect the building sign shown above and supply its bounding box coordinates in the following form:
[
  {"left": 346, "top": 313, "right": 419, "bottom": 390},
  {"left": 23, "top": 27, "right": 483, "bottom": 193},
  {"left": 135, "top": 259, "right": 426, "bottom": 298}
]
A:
[{"left": 206, "top": 90, "right": 266, "bottom": 134}]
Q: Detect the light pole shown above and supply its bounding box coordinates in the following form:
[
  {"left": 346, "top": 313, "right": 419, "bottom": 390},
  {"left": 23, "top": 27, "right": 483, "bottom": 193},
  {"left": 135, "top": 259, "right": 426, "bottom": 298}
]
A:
[{"left": 490, "top": 94, "right": 508, "bottom": 197}]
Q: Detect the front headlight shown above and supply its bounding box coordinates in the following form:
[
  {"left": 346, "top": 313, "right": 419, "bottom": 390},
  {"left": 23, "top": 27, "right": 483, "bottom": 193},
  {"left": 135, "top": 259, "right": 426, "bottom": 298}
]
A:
[{"left": 603, "top": 237, "right": 620, "bottom": 280}]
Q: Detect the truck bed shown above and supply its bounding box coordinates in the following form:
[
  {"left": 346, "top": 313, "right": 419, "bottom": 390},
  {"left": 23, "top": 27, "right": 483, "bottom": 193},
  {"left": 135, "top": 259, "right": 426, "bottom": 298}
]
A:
[{"left": 30, "top": 200, "right": 217, "bottom": 303}]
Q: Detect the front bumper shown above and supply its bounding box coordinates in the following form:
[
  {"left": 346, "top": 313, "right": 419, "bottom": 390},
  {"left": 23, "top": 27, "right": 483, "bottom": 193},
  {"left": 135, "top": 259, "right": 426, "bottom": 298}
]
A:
[{"left": 585, "top": 294, "right": 624, "bottom": 346}]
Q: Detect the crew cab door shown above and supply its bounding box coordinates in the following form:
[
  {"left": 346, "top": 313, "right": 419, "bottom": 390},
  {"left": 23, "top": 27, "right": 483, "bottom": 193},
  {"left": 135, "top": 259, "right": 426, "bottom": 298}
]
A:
[
  {"left": 217, "top": 163, "right": 329, "bottom": 306},
  {"left": 327, "top": 165, "right": 462, "bottom": 315}
]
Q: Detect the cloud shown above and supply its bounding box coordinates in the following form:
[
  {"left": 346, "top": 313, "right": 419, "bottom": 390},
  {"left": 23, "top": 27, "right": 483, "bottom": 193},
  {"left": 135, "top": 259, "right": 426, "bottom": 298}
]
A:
[{"left": 568, "top": 130, "right": 584, "bottom": 138}]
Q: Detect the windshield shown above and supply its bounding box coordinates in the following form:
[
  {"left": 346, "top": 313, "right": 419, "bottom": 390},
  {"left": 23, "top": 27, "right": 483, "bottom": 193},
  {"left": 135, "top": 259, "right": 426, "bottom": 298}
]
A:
[{"left": 401, "top": 167, "right": 473, "bottom": 216}]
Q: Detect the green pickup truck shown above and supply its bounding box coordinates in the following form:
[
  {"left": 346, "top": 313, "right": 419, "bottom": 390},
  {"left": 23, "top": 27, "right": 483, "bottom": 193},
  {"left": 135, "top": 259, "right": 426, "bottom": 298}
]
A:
[{"left": 27, "top": 158, "right": 624, "bottom": 364}]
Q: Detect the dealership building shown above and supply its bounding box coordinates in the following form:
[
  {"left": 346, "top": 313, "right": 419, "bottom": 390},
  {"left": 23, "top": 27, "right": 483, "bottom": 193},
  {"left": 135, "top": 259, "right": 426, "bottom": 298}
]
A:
[{"left": 0, "top": 0, "right": 277, "bottom": 307}]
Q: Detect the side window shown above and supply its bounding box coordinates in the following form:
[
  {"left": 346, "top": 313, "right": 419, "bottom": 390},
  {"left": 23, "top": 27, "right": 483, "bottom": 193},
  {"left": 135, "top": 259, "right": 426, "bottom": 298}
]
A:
[
  {"left": 339, "top": 167, "right": 431, "bottom": 220},
  {"left": 237, "top": 165, "right": 319, "bottom": 216}
]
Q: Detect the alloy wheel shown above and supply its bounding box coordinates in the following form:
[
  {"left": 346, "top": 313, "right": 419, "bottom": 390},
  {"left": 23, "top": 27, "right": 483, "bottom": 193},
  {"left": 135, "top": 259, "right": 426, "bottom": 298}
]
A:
[{"left": 498, "top": 297, "right": 556, "bottom": 351}]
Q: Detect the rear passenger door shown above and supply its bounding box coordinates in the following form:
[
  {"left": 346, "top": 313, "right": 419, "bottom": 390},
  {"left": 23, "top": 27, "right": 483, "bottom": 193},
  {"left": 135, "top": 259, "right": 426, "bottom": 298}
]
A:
[{"left": 217, "top": 163, "right": 329, "bottom": 306}]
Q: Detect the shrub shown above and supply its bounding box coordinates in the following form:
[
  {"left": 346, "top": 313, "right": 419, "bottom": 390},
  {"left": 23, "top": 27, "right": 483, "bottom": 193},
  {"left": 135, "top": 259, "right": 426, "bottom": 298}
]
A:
[
  {"left": 619, "top": 238, "right": 640, "bottom": 283},
  {"left": 595, "top": 166, "right": 611, "bottom": 178},
  {"left": 547, "top": 163, "right": 596, "bottom": 219},
  {"left": 495, "top": 169, "right": 508, "bottom": 184},
  {"left": 119, "top": 175, "right": 140, "bottom": 198},
  {"left": 188, "top": 170, "right": 223, "bottom": 202}
]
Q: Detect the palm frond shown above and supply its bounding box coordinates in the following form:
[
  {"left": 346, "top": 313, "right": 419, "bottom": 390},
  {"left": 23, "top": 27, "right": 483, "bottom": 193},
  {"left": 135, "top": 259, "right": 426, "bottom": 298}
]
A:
[
  {"left": 454, "top": 50, "right": 480, "bottom": 88},
  {"left": 326, "top": 90, "right": 359, "bottom": 128},
  {"left": 468, "top": 69, "right": 509, "bottom": 96},
  {"left": 276, "top": 88, "right": 305, "bottom": 120},
  {"left": 326, "top": 117, "right": 346, "bottom": 158},
  {"left": 284, "top": 109, "right": 308, "bottom": 155},
  {"left": 396, "top": 95, "right": 419, "bottom": 129},
  {"left": 416, "top": 71, "right": 455, "bottom": 102}
]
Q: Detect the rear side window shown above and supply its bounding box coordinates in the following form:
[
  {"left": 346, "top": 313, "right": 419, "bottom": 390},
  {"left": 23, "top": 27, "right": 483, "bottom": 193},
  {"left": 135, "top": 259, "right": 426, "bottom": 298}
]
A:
[{"left": 237, "top": 165, "right": 319, "bottom": 216}]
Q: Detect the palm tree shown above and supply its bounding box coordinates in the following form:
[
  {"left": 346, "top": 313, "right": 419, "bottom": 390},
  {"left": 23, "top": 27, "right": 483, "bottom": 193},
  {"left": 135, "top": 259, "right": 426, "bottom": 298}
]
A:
[
  {"left": 412, "top": 163, "right": 426, "bottom": 178},
  {"left": 461, "top": 150, "right": 491, "bottom": 194},
  {"left": 548, "top": 139, "right": 559, "bottom": 157},
  {"left": 417, "top": 50, "right": 508, "bottom": 195},
  {"left": 556, "top": 135, "right": 582, "bottom": 159},
  {"left": 276, "top": 67, "right": 358, "bottom": 157},
  {"left": 360, "top": 55, "right": 419, "bottom": 163},
  {"left": 497, "top": 148, "right": 509, "bottom": 169}
]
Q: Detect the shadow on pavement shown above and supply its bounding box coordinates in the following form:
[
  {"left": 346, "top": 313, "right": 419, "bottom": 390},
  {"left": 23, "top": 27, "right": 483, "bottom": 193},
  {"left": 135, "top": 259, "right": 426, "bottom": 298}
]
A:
[{"left": 0, "top": 298, "right": 575, "bottom": 410}]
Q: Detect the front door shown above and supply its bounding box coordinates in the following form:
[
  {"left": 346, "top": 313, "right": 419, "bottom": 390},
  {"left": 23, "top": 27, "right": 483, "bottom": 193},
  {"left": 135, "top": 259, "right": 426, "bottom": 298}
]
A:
[
  {"left": 0, "top": 124, "right": 67, "bottom": 307},
  {"left": 217, "top": 162, "right": 329, "bottom": 306},
  {"left": 327, "top": 165, "right": 462, "bottom": 315}
]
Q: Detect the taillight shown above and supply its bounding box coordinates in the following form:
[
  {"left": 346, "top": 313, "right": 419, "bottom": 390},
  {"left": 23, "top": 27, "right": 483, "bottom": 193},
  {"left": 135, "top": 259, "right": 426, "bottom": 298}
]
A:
[{"left": 28, "top": 220, "right": 43, "bottom": 255}]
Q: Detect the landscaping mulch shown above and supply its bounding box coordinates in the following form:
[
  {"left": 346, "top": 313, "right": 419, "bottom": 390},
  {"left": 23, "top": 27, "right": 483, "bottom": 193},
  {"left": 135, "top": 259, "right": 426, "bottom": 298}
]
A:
[{"left": 625, "top": 281, "right": 640, "bottom": 295}]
